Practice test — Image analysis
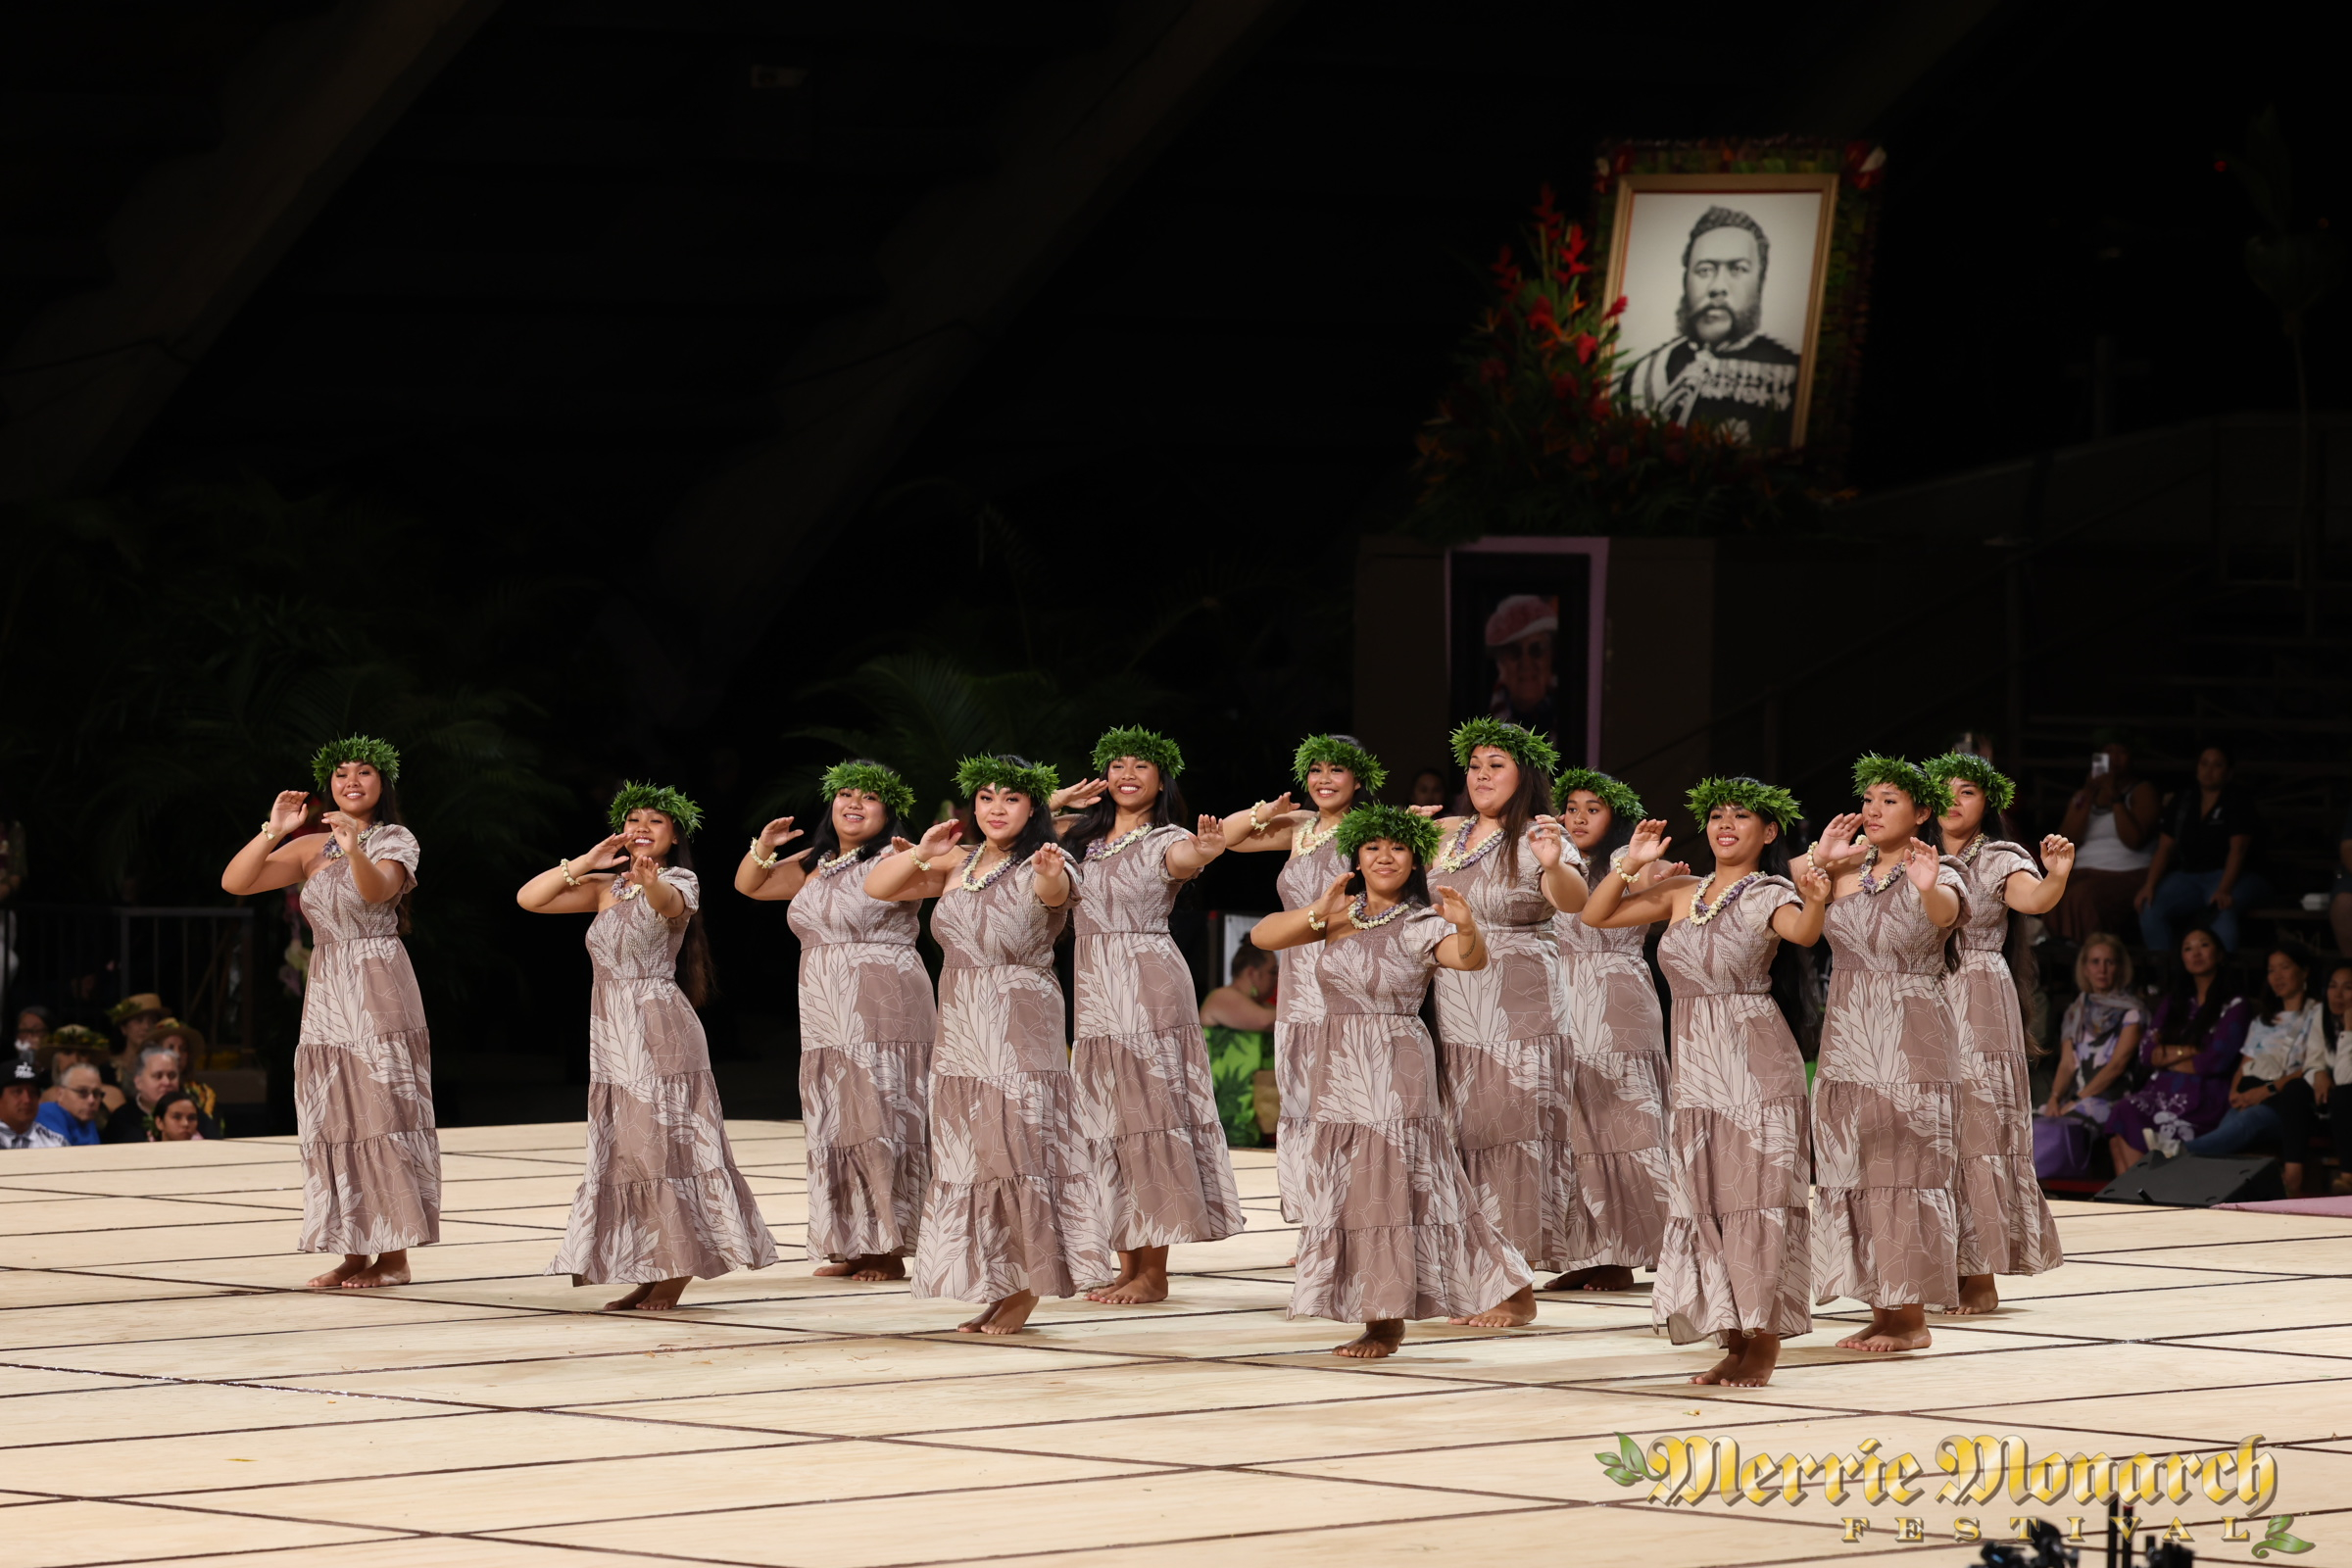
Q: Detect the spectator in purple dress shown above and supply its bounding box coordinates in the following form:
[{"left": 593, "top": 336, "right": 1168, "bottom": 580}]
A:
[{"left": 2107, "top": 927, "right": 2250, "bottom": 1176}]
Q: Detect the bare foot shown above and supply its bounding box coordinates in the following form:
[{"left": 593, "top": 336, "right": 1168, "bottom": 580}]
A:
[
  {"left": 1283, "top": 1255, "right": 1297, "bottom": 1267},
  {"left": 1088, "top": 1246, "right": 1170, "bottom": 1304},
  {"left": 1838, "top": 1306, "right": 1930, "bottom": 1352},
  {"left": 1543, "top": 1265, "right": 1637, "bottom": 1292},
  {"left": 1691, "top": 1348, "right": 1746, "bottom": 1385},
  {"left": 1944, "top": 1274, "right": 1999, "bottom": 1315},
  {"left": 1335, "top": 1319, "right": 1405, "bottom": 1358},
  {"left": 308, "top": 1254, "right": 368, "bottom": 1290},
  {"left": 606, "top": 1277, "right": 689, "bottom": 1311},
  {"left": 848, "top": 1254, "right": 907, "bottom": 1282},
  {"left": 339, "top": 1251, "right": 411, "bottom": 1289},
  {"left": 957, "top": 1290, "right": 1039, "bottom": 1335},
  {"left": 812, "top": 1260, "right": 857, "bottom": 1277},
  {"left": 1449, "top": 1285, "right": 1538, "bottom": 1328}
]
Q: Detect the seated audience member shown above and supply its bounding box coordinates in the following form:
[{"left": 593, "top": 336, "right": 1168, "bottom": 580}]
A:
[
  {"left": 2043, "top": 934, "right": 2145, "bottom": 1132},
  {"left": 151, "top": 1018, "right": 221, "bottom": 1124},
  {"left": 1, "top": 1058, "right": 65, "bottom": 1150},
  {"left": 14, "top": 1004, "right": 52, "bottom": 1069},
  {"left": 2052, "top": 739, "right": 2161, "bottom": 942},
  {"left": 100, "top": 1044, "right": 213, "bottom": 1144},
  {"left": 2183, "top": 941, "right": 2325, "bottom": 1194},
  {"left": 43, "top": 1026, "right": 122, "bottom": 1113},
  {"left": 2331, "top": 806, "right": 2352, "bottom": 961},
  {"left": 146, "top": 1089, "right": 206, "bottom": 1143},
  {"left": 2107, "top": 927, "right": 2249, "bottom": 1175},
  {"left": 2311, "top": 960, "right": 2352, "bottom": 1195},
  {"left": 1200, "top": 943, "right": 1280, "bottom": 1147},
  {"left": 35, "top": 1061, "right": 104, "bottom": 1147},
  {"left": 2136, "top": 746, "right": 2269, "bottom": 952},
  {"left": 105, "top": 993, "right": 169, "bottom": 1080}
]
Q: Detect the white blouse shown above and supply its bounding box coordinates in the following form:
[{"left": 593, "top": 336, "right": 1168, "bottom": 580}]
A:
[{"left": 2237, "top": 1000, "right": 2323, "bottom": 1083}]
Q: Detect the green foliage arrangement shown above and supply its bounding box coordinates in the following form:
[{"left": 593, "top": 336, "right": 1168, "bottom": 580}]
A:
[
  {"left": 1334, "top": 803, "right": 1444, "bottom": 865},
  {"left": 1292, "top": 735, "right": 1387, "bottom": 794},
  {"left": 1551, "top": 767, "right": 1644, "bottom": 820},
  {"left": 1686, "top": 776, "right": 1803, "bottom": 830},
  {"left": 1449, "top": 716, "right": 1561, "bottom": 775},
  {"left": 817, "top": 760, "right": 916, "bottom": 819},
  {"left": 1919, "top": 752, "right": 2015, "bottom": 813},
  {"left": 1850, "top": 754, "right": 1952, "bottom": 817},
  {"left": 608, "top": 781, "right": 705, "bottom": 837},
  {"left": 1092, "top": 725, "right": 1185, "bottom": 778},
  {"left": 954, "top": 755, "right": 1060, "bottom": 804},
  {"left": 310, "top": 735, "right": 402, "bottom": 791}
]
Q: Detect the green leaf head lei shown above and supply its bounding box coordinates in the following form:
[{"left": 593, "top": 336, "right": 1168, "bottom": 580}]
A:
[
  {"left": 1333, "top": 803, "right": 1444, "bottom": 866},
  {"left": 1685, "top": 776, "right": 1803, "bottom": 832},
  {"left": 954, "top": 755, "right": 1061, "bottom": 805},
  {"left": 818, "top": 760, "right": 916, "bottom": 820},
  {"left": 608, "top": 780, "right": 705, "bottom": 837},
  {"left": 310, "top": 735, "right": 401, "bottom": 792},
  {"left": 1449, "top": 716, "right": 1561, "bottom": 776},
  {"left": 1550, "top": 767, "right": 1643, "bottom": 821},
  {"left": 1292, "top": 734, "right": 1387, "bottom": 793},
  {"left": 1091, "top": 725, "right": 1184, "bottom": 778},
  {"left": 1920, "top": 751, "right": 2016, "bottom": 813},
  {"left": 1850, "top": 754, "right": 1953, "bottom": 818}
]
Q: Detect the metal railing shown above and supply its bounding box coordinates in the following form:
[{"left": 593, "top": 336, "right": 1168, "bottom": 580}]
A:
[{"left": 2, "top": 904, "right": 258, "bottom": 1053}]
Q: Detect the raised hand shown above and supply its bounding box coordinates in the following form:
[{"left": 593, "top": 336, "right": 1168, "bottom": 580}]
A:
[
  {"left": 1314, "top": 873, "right": 1353, "bottom": 928},
  {"left": 577, "top": 833, "right": 628, "bottom": 873},
  {"left": 320, "top": 810, "right": 363, "bottom": 853},
  {"left": 1190, "top": 813, "right": 1228, "bottom": 862},
  {"left": 1528, "top": 817, "right": 1565, "bottom": 869},
  {"left": 1407, "top": 804, "right": 1444, "bottom": 818},
  {"left": 1050, "top": 778, "right": 1107, "bottom": 812},
  {"left": 1810, "top": 813, "right": 1868, "bottom": 872},
  {"left": 914, "top": 818, "right": 963, "bottom": 861},
  {"left": 1621, "top": 818, "right": 1672, "bottom": 871},
  {"left": 2039, "top": 834, "right": 2076, "bottom": 876},
  {"left": 1794, "top": 858, "right": 1832, "bottom": 904},
  {"left": 267, "top": 790, "right": 310, "bottom": 837},
  {"left": 1254, "top": 792, "right": 1297, "bottom": 825},
  {"left": 888, "top": 836, "right": 913, "bottom": 855},
  {"left": 1031, "top": 841, "right": 1067, "bottom": 874},
  {"left": 1642, "top": 858, "right": 1691, "bottom": 887},
  {"left": 627, "top": 850, "right": 663, "bottom": 889},
  {"left": 1435, "top": 885, "right": 1476, "bottom": 927},
  {"left": 1902, "top": 837, "right": 1940, "bottom": 892},
  {"left": 757, "top": 816, "right": 804, "bottom": 853}
]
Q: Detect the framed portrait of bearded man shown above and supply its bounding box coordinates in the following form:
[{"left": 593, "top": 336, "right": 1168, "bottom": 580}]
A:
[{"left": 1601, "top": 172, "right": 1840, "bottom": 451}]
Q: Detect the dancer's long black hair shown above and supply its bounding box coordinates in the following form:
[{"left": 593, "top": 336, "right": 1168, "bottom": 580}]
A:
[
  {"left": 967, "top": 757, "right": 1062, "bottom": 866},
  {"left": 1062, "top": 764, "right": 1189, "bottom": 852},
  {"left": 1468, "top": 757, "right": 1554, "bottom": 882},
  {"left": 797, "top": 760, "right": 910, "bottom": 868},
  {"left": 658, "top": 833, "right": 716, "bottom": 1008}
]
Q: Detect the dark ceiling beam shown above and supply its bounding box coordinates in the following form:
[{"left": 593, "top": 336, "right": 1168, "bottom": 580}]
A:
[
  {"left": 661, "top": 0, "right": 1302, "bottom": 684},
  {"left": 0, "top": 0, "right": 503, "bottom": 503}
]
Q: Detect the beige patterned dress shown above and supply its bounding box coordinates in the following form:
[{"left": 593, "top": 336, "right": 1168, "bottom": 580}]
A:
[
  {"left": 1551, "top": 851, "right": 1671, "bottom": 1272},
  {"left": 1651, "top": 877, "right": 1813, "bottom": 1345},
  {"left": 788, "top": 853, "right": 935, "bottom": 1262},
  {"left": 297, "top": 823, "right": 441, "bottom": 1254},
  {"left": 915, "top": 854, "right": 1118, "bottom": 1302},
  {"left": 1811, "top": 859, "right": 1970, "bottom": 1310},
  {"left": 1272, "top": 828, "right": 1346, "bottom": 1220},
  {"left": 1071, "top": 824, "right": 1246, "bottom": 1250},
  {"left": 1947, "top": 840, "right": 2063, "bottom": 1278},
  {"left": 1429, "top": 828, "right": 1574, "bottom": 1268},
  {"left": 1288, "top": 906, "right": 1533, "bottom": 1322},
  {"left": 549, "top": 868, "right": 778, "bottom": 1285}
]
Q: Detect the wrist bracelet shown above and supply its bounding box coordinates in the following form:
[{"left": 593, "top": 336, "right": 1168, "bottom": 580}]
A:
[
  {"left": 259, "top": 823, "right": 279, "bottom": 843},
  {"left": 1249, "top": 803, "right": 1269, "bottom": 834},
  {"left": 1618, "top": 866, "right": 1640, "bottom": 888},
  {"left": 559, "top": 858, "right": 580, "bottom": 888},
  {"left": 749, "top": 837, "right": 780, "bottom": 870},
  {"left": 912, "top": 854, "right": 932, "bottom": 873},
  {"left": 1306, "top": 906, "right": 1327, "bottom": 933}
]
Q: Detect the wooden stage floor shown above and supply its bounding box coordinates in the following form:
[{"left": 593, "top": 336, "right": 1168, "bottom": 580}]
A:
[{"left": 4, "top": 1123, "right": 2350, "bottom": 1568}]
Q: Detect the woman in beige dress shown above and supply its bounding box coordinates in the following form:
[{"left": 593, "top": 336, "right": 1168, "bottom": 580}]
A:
[
  {"left": 867, "top": 756, "right": 1115, "bottom": 1334},
  {"left": 221, "top": 736, "right": 439, "bottom": 1290},
  {"left": 1053, "top": 726, "right": 1244, "bottom": 1305},
  {"left": 737, "top": 760, "right": 934, "bottom": 1282},
  {"left": 1925, "top": 751, "right": 2072, "bottom": 1312},
  {"left": 516, "top": 783, "right": 777, "bottom": 1310},
  {"left": 1806, "top": 757, "right": 1970, "bottom": 1352},
  {"left": 1224, "top": 734, "right": 1387, "bottom": 1220},
  {"left": 1428, "top": 718, "right": 1588, "bottom": 1328},
  {"left": 1251, "top": 804, "right": 1530, "bottom": 1358},
  {"left": 1578, "top": 777, "right": 1832, "bottom": 1387},
  {"left": 1546, "top": 767, "right": 1673, "bottom": 1293}
]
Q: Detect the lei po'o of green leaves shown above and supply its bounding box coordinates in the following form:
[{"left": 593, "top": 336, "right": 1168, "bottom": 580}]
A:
[
  {"left": 1449, "top": 716, "right": 1562, "bottom": 775},
  {"left": 1851, "top": 754, "right": 1953, "bottom": 818},
  {"left": 1333, "top": 803, "right": 1443, "bottom": 865},
  {"left": 1551, "top": 767, "right": 1643, "bottom": 821},
  {"left": 608, "top": 780, "right": 705, "bottom": 837},
  {"left": 1920, "top": 751, "right": 2016, "bottom": 813},
  {"left": 1685, "top": 776, "right": 1803, "bottom": 830},
  {"left": 1292, "top": 735, "right": 1387, "bottom": 794},
  {"left": 1091, "top": 725, "right": 1184, "bottom": 778},
  {"left": 311, "top": 735, "right": 401, "bottom": 792},
  {"left": 954, "top": 755, "right": 1061, "bottom": 805},
  {"left": 818, "top": 760, "right": 916, "bottom": 820}
]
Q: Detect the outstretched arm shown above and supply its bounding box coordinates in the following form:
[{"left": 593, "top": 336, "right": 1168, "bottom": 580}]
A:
[
  {"left": 737, "top": 817, "right": 810, "bottom": 901},
  {"left": 1767, "top": 859, "right": 1832, "bottom": 946},
  {"left": 517, "top": 835, "right": 625, "bottom": 913},
  {"left": 2003, "top": 835, "right": 2075, "bottom": 915},
  {"left": 1528, "top": 817, "right": 1589, "bottom": 913},
  {"left": 1433, "top": 885, "right": 1487, "bottom": 971},
  {"left": 1252, "top": 875, "right": 1349, "bottom": 951},
  {"left": 221, "top": 791, "right": 317, "bottom": 896},
  {"left": 1219, "top": 793, "right": 1298, "bottom": 853},
  {"left": 1165, "top": 814, "right": 1229, "bottom": 878},
  {"left": 1579, "top": 819, "right": 1683, "bottom": 929},
  {"left": 1904, "top": 839, "right": 1961, "bottom": 928},
  {"left": 865, "top": 819, "right": 962, "bottom": 903}
]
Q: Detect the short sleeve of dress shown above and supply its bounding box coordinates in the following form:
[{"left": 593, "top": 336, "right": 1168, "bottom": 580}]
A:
[
  {"left": 660, "top": 864, "right": 702, "bottom": 913},
  {"left": 367, "top": 824, "right": 420, "bottom": 884},
  {"left": 1151, "top": 822, "right": 1189, "bottom": 884},
  {"left": 1407, "top": 906, "right": 1452, "bottom": 959},
  {"left": 1983, "top": 841, "right": 2035, "bottom": 886},
  {"left": 1744, "top": 874, "right": 1800, "bottom": 928}
]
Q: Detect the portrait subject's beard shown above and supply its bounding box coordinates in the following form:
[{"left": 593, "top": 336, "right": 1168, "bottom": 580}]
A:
[{"left": 1676, "top": 294, "right": 1763, "bottom": 346}]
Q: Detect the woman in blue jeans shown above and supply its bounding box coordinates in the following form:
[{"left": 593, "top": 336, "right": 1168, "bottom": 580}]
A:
[{"left": 2184, "top": 941, "right": 2325, "bottom": 1195}]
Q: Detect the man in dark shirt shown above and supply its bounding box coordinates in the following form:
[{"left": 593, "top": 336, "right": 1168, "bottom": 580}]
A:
[{"left": 2136, "top": 746, "right": 2269, "bottom": 952}]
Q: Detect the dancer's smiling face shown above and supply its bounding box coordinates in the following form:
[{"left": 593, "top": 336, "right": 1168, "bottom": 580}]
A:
[
  {"left": 1559, "top": 790, "right": 1613, "bottom": 851},
  {"left": 1304, "top": 760, "right": 1356, "bottom": 811},
  {"left": 1103, "top": 756, "right": 1161, "bottom": 813},
  {"left": 1859, "top": 782, "right": 1929, "bottom": 848},
  {"left": 327, "top": 761, "right": 383, "bottom": 818},
  {"left": 621, "top": 808, "right": 677, "bottom": 858},
  {"left": 831, "top": 790, "right": 886, "bottom": 847},
  {"left": 1355, "top": 838, "right": 1415, "bottom": 898},
  {"left": 1938, "top": 778, "right": 1989, "bottom": 840},
  {"left": 1706, "top": 804, "right": 1776, "bottom": 866},
  {"left": 1462, "top": 747, "right": 1520, "bottom": 816},
  {"left": 972, "top": 786, "right": 1034, "bottom": 846}
]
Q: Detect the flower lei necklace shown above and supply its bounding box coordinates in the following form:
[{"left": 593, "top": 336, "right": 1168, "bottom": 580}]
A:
[
  {"left": 1858, "top": 845, "right": 1911, "bottom": 894},
  {"left": 817, "top": 847, "right": 866, "bottom": 876},
  {"left": 1432, "top": 818, "right": 1501, "bottom": 875},
  {"left": 1347, "top": 895, "right": 1411, "bottom": 930},
  {"left": 1953, "top": 833, "right": 1984, "bottom": 866},
  {"left": 1688, "top": 870, "right": 1763, "bottom": 926},
  {"left": 1294, "top": 814, "right": 1342, "bottom": 855},
  {"left": 319, "top": 824, "right": 381, "bottom": 860},
  {"left": 959, "top": 845, "right": 1022, "bottom": 894},
  {"left": 1087, "top": 823, "right": 1154, "bottom": 860}
]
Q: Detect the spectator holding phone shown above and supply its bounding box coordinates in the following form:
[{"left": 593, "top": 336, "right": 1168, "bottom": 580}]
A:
[
  {"left": 2051, "top": 737, "right": 2160, "bottom": 942},
  {"left": 2136, "top": 746, "right": 2268, "bottom": 953}
]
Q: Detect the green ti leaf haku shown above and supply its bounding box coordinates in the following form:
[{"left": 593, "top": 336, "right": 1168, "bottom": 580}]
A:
[
  {"left": 954, "top": 755, "right": 1061, "bottom": 805},
  {"left": 1851, "top": 753, "right": 1953, "bottom": 818},
  {"left": 817, "top": 760, "right": 916, "bottom": 819},
  {"left": 1449, "top": 716, "right": 1560, "bottom": 775},
  {"left": 1919, "top": 751, "right": 2016, "bottom": 813},
  {"left": 1685, "top": 776, "right": 1802, "bottom": 830},
  {"left": 1552, "top": 767, "right": 1643, "bottom": 821},
  {"left": 310, "top": 734, "right": 401, "bottom": 792},
  {"left": 1292, "top": 734, "right": 1387, "bottom": 794},
  {"left": 1333, "top": 803, "right": 1443, "bottom": 865},
  {"left": 1091, "top": 724, "right": 1185, "bottom": 778},
  {"left": 607, "top": 780, "right": 704, "bottom": 837}
]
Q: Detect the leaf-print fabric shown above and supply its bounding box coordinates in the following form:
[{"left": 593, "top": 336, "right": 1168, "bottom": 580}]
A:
[
  {"left": 295, "top": 823, "right": 440, "bottom": 1255},
  {"left": 915, "top": 857, "right": 1118, "bottom": 1303},
  {"left": 788, "top": 857, "right": 936, "bottom": 1260},
  {"left": 1811, "top": 860, "right": 1972, "bottom": 1310},
  {"left": 1651, "top": 876, "right": 1814, "bottom": 1347},
  {"left": 1945, "top": 842, "right": 2063, "bottom": 1278},
  {"left": 1430, "top": 837, "right": 1574, "bottom": 1268},
  {"left": 1272, "top": 835, "right": 1344, "bottom": 1221},
  {"left": 1070, "top": 825, "right": 1246, "bottom": 1250},
  {"left": 548, "top": 868, "right": 779, "bottom": 1285},
  {"left": 1552, "top": 890, "right": 1671, "bottom": 1271},
  {"left": 1288, "top": 907, "right": 1532, "bottom": 1323}
]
